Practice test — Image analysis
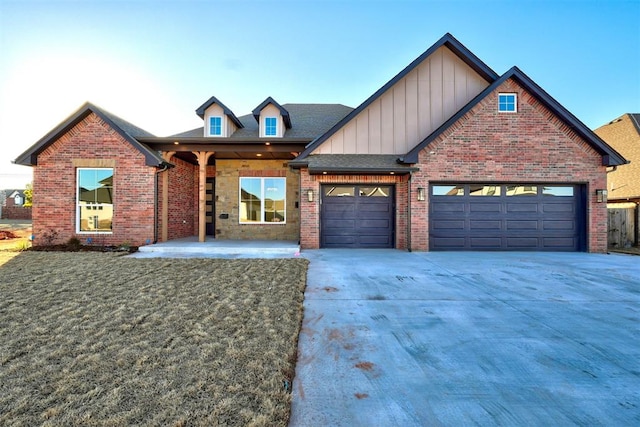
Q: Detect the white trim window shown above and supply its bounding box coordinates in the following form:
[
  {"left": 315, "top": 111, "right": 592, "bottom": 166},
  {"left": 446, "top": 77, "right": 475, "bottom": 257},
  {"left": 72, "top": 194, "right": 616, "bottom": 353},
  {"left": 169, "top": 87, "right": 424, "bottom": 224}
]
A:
[
  {"left": 265, "top": 117, "right": 277, "bottom": 136},
  {"left": 209, "top": 116, "right": 223, "bottom": 136},
  {"left": 239, "top": 177, "right": 286, "bottom": 223},
  {"left": 498, "top": 93, "right": 517, "bottom": 112},
  {"left": 77, "top": 168, "right": 114, "bottom": 233}
]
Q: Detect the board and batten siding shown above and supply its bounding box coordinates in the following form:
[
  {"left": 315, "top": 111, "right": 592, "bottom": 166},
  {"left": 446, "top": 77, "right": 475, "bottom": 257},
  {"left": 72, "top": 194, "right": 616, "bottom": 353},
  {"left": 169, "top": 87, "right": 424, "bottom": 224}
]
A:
[{"left": 314, "top": 46, "right": 489, "bottom": 155}]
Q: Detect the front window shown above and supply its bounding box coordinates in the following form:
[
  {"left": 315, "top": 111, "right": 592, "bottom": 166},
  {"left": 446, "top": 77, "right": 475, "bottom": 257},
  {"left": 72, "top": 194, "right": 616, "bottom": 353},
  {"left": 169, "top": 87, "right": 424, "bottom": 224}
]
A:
[
  {"left": 265, "top": 117, "right": 277, "bottom": 136},
  {"left": 209, "top": 116, "right": 222, "bottom": 136},
  {"left": 239, "top": 177, "right": 286, "bottom": 223},
  {"left": 77, "top": 168, "right": 113, "bottom": 232},
  {"left": 498, "top": 93, "right": 517, "bottom": 112}
]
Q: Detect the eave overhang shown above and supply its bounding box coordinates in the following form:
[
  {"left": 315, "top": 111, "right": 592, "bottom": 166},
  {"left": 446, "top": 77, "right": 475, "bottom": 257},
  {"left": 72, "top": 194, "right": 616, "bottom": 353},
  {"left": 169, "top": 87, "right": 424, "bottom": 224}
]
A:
[
  {"left": 294, "top": 33, "right": 499, "bottom": 162},
  {"left": 13, "top": 102, "right": 165, "bottom": 167},
  {"left": 195, "top": 96, "right": 244, "bottom": 128},
  {"left": 401, "top": 66, "right": 629, "bottom": 167}
]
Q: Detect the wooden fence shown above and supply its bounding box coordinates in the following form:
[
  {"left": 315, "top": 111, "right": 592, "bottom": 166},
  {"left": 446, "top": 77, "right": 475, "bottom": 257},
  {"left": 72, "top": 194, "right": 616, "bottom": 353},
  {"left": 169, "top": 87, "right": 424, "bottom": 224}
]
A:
[{"left": 608, "top": 206, "right": 638, "bottom": 248}]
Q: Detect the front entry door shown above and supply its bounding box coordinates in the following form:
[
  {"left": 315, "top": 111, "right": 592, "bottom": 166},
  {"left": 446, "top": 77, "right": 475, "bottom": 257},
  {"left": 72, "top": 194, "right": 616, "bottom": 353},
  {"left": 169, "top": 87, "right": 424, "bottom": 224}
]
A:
[{"left": 206, "top": 178, "right": 215, "bottom": 236}]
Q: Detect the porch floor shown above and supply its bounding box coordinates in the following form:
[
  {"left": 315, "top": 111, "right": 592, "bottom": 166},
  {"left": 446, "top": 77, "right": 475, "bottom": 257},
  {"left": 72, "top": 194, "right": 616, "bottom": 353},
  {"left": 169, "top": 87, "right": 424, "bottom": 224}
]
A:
[{"left": 131, "top": 237, "right": 301, "bottom": 258}]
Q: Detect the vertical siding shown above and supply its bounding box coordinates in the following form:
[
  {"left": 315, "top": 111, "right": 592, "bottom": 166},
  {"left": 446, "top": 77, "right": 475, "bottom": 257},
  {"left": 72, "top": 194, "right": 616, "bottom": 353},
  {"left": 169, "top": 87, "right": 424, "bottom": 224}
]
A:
[{"left": 315, "top": 46, "right": 490, "bottom": 155}]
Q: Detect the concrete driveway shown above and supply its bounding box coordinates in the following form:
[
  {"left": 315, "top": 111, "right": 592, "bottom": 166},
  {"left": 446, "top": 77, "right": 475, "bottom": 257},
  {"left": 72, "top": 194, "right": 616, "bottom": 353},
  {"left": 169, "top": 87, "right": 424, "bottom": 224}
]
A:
[{"left": 290, "top": 250, "right": 640, "bottom": 426}]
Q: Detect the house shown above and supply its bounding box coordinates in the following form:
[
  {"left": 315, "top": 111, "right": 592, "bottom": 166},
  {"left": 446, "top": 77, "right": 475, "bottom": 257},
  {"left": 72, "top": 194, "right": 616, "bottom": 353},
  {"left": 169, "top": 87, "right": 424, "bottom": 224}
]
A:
[
  {"left": 14, "top": 33, "right": 627, "bottom": 252},
  {"left": 0, "top": 189, "right": 32, "bottom": 220},
  {"left": 594, "top": 114, "right": 640, "bottom": 204}
]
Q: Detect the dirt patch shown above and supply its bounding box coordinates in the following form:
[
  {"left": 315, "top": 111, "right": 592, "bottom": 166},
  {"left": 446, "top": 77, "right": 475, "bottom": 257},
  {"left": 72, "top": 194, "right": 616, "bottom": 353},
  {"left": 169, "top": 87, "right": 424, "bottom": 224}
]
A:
[
  {"left": 354, "top": 393, "right": 369, "bottom": 399},
  {"left": 355, "top": 361, "right": 375, "bottom": 371},
  {"left": 0, "top": 252, "right": 309, "bottom": 426},
  {"left": 0, "top": 221, "right": 31, "bottom": 251},
  {"left": 0, "top": 230, "right": 18, "bottom": 240}
]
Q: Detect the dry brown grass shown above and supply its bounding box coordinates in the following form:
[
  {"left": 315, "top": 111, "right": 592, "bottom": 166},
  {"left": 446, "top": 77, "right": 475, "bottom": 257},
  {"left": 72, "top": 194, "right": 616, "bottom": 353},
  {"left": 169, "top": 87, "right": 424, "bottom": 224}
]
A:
[{"left": 0, "top": 252, "right": 308, "bottom": 426}]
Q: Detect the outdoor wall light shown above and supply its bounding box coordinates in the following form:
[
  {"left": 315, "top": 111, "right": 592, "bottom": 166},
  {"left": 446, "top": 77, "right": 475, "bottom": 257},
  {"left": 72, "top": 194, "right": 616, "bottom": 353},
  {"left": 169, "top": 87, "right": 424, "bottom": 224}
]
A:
[
  {"left": 307, "top": 189, "right": 314, "bottom": 202},
  {"left": 417, "top": 187, "right": 426, "bottom": 201},
  {"left": 596, "top": 189, "right": 607, "bottom": 203}
]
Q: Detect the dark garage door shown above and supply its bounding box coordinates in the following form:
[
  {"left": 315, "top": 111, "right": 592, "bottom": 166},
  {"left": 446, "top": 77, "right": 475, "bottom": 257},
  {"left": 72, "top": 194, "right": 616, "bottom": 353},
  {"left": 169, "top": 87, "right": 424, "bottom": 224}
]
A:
[
  {"left": 430, "top": 184, "right": 585, "bottom": 251},
  {"left": 321, "top": 185, "right": 395, "bottom": 248}
]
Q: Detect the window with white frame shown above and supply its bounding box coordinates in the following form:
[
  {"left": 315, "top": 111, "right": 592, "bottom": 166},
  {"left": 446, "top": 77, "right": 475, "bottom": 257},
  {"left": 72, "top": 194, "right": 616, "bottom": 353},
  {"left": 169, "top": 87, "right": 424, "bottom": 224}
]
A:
[
  {"left": 265, "top": 117, "right": 277, "bottom": 136},
  {"left": 209, "top": 116, "right": 222, "bottom": 136},
  {"left": 239, "top": 177, "right": 286, "bottom": 223},
  {"left": 498, "top": 93, "right": 517, "bottom": 112},
  {"left": 77, "top": 168, "right": 113, "bottom": 232}
]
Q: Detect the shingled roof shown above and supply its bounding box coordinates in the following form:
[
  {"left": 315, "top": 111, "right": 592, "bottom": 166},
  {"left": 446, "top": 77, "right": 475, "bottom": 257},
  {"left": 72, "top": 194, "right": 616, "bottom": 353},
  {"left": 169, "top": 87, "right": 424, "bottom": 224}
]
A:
[
  {"left": 14, "top": 102, "right": 164, "bottom": 167},
  {"left": 171, "top": 103, "right": 353, "bottom": 140}
]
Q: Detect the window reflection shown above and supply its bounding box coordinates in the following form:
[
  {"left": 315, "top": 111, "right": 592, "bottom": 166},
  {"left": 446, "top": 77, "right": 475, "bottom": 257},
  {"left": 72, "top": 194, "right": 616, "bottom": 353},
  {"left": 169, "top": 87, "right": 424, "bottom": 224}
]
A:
[
  {"left": 506, "top": 185, "right": 537, "bottom": 196},
  {"left": 359, "top": 187, "right": 390, "bottom": 197},
  {"left": 240, "top": 177, "right": 286, "bottom": 223},
  {"left": 77, "top": 168, "right": 113, "bottom": 232},
  {"left": 542, "top": 186, "right": 574, "bottom": 196},
  {"left": 469, "top": 185, "right": 501, "bottom": 196},
  {"left": 324, "top": 186, "right": 355, "bottom": 197},
  {"left": 432, "top": 185, "right": 464, "bottom": 196}
]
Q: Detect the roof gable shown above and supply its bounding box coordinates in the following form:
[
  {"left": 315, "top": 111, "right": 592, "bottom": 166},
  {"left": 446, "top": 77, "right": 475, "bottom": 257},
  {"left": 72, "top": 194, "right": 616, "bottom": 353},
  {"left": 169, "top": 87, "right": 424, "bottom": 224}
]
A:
[
  {"left": 252, "top": 97, "right": 292, "bottom": 129},
  {"left": 14, "top": 102, "right": 164, "bottom": 167},
  {"left": 293, "top": 33, "right": 499, "bottom": 161},
  {"left": 402, "top": 67, "right": 628, "bottom": 167},
  {"left": 195, "top": 96, "right": 243, "bottom": 128}
]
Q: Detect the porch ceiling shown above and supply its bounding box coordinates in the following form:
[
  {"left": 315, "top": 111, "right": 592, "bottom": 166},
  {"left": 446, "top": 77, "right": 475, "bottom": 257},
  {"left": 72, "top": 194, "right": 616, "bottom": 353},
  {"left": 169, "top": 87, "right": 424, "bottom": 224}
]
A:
[{"left": 138, "top": 137, "right": 309, "bottom": 162}]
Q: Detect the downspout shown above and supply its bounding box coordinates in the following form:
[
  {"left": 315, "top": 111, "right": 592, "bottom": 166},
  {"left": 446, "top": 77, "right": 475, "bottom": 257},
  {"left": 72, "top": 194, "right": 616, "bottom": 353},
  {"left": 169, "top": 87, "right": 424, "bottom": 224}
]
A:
[{"left": 407, "top": 171, "right": 412, "bottom": 252}]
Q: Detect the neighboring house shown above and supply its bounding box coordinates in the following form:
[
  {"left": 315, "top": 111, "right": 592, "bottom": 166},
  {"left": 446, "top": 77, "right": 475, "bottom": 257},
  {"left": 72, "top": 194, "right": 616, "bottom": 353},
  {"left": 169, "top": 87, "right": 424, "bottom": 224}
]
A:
[
  {"left": 0, "top": 189, "right": 32, "bottom": 220},
  {"left": 594, "top": 114, "right": 640, "bottom": 203},
  {"left": 15, "top": 33, "right": 626, "bottom": 252}
]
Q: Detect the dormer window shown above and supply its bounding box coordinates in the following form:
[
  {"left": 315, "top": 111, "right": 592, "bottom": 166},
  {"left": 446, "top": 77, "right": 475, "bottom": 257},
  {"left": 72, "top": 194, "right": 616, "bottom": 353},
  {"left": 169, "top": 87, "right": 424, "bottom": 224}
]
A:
[
  {"left": 265, "top": 117, "right": 277, "bottom": 136},
  {"left": 209, "top": 116, "right": 222, "bottom": 136}
]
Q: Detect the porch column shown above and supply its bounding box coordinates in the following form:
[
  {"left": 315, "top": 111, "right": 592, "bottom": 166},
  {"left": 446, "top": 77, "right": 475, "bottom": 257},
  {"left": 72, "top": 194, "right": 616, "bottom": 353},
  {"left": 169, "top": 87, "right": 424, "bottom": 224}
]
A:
[
  {"left": 160, "top": 151, "right": 175, "bottom": 242},
  {"left": 194, "top": 151, "right": 215, "bottom": 242}
]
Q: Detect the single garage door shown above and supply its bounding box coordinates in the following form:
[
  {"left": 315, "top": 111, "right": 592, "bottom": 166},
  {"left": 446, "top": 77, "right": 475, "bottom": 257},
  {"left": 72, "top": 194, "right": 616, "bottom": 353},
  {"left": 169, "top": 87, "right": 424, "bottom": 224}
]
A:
[
  {"left": 321, "top": 185, "right": 395, "bottom": 248},
  {"left": 430, "top": 184, "right": 585, "bottom": 251}
]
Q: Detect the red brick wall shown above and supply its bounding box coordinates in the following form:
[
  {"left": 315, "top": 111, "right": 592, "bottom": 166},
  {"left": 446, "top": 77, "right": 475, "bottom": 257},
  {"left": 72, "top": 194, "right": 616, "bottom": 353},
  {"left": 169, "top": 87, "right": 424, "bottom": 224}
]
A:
[
  {"left": 158, "top": 156, "right": 198, "bottom": 240},
  {"left": 411, "top": 78, "right": 607, "bottom": 252},
  {"left": 1, "top": 205, "right": 32, "bottom": 220},
  {"left": 299, "top": 170, "right": 409, "bottom": 249},
  {"left": 33, "top": 112, "right": 156, "bottom": 247}
]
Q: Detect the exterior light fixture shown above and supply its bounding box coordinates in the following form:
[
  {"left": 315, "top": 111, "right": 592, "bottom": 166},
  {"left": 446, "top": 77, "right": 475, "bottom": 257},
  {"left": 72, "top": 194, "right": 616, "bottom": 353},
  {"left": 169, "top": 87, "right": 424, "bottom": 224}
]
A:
[
  {"left": 307, "top": 189, "right": 314, "bottom": 202},
  {"left": 417, "top": 187, "right": 426, "bottom": 201},
  {"left": 173, "top": 141, "right": 180, "bottom": 145},
  {"left": 256, "top": 153, "right": 262, "bottom": 157},
  {"left": 596, "top": 189, "right": 607, "bottom": 203},
  {"left": 265, "top": 142, "right": 271, "bottom": 146}
]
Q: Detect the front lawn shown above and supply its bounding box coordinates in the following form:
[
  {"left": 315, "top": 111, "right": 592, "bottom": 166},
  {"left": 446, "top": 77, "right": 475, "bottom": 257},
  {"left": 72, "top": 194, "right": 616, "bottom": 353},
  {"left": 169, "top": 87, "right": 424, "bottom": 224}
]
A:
[{"left": 0, "top": 252, "right": 308, "bottom": 426}]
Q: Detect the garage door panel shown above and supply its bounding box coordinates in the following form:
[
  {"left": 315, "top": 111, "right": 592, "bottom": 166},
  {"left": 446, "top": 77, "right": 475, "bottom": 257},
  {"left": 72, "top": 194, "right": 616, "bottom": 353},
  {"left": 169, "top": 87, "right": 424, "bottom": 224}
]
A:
[
  {"left": 506, "top": 220, "right": 539, "bottom": 230},
  {"left": 542, "top": 203, "right": 574, "bottom": 213},
  {"left": 432, "top": 220, "right": 466, "bottom": 230},
  {"left": 506, "top": 237, "right": 539, "bottom": 248},
  {"left": 469, "top": 203, "right": 501, "bottom": 213},
  {"left": 506, "top": 203, "right": 538, "bottom": 213},
  {"left": 323, "top": 235, "right": 357, "bottom": 245},
  {"left": 470, "top": 237, "right": 502, "bottom": 248},
  {"left": 470, "top": 220, "right": 501, "bottom": 230},
  {"left": 543, "top": 220, "right": 575, "bottom": 230},
  {"left": 430, "top": 184, "right": 584, "bottom": 251},
  {"left": 432, "top": 202, "right": 465, "bottom": 213},
  {"left": 323, "top": 219, "right": 356, "bottom": 229},
  {"left": 359, "top": 235, "right": 392, "bottom": 245},
  {"left": 359, "top": 219, "right": 391, "bottom": 229}
]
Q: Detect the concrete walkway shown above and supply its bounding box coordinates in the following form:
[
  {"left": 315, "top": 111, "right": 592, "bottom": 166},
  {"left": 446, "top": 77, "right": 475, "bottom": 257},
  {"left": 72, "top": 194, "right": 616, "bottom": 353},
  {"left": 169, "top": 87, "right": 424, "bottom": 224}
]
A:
[
  {"left": 130, "top": 237, "right": 300, "bottom": 258},
  {"left": 291, "top": 250, "right": 640, "bottom": 426}
]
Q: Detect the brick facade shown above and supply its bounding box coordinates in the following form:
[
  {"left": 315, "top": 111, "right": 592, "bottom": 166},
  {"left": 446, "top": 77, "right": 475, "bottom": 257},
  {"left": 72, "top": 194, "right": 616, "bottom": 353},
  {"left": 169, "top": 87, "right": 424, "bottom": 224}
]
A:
[
  {"left": 1, "top": 196, "right": 32, "bottom": 220},
  {"left": 32, "top": 113, "right": 156, "bottom": 247},
  {"left": 410, "top": 79, "right": 607, "bottom": 252},
  {"left": 158, "top": 156, "right": 199, "bottom": 241}
]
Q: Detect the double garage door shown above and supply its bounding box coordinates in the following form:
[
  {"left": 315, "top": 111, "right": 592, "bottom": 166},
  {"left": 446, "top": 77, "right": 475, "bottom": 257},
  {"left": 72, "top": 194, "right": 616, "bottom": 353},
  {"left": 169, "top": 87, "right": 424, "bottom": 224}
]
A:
[
  {"left": 321, "top": 185, "right": 395, "bottom": 248},
  {"left": 430, "top": 184, "right": 586, "bottom": 251}
]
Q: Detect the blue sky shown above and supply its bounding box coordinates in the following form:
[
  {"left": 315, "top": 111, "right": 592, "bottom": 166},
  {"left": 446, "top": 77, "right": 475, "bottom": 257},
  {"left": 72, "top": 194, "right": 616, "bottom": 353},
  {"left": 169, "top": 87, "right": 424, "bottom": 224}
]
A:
[{"left": 1, "top": 0, "right": 639, "bottom": 189}]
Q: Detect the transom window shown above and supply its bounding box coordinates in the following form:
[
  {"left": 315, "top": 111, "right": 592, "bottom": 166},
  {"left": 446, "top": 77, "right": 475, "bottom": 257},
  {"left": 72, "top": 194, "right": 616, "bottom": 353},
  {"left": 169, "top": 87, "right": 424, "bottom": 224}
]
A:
[
  {"left": 498, "top": 93, "right": 517, "bottom": 112},
  {"left": 265, "top": 117, "right": 277, "bottom": 136},
  {"left": 209, "top": 116, "right": 222, "bottom": 136},
  {"left": 239, "top": 177, "right": 286, "bottom": 223},
  {"left": 77, "top": 168, "right": 113, "bottom": 233}
]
